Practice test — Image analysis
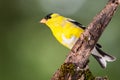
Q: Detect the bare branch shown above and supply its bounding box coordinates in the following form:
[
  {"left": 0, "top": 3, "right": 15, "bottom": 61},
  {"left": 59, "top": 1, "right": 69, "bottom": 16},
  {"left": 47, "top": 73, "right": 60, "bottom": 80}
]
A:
[{"left": 51, "top": 0, "right": 120, "bottom": 80}]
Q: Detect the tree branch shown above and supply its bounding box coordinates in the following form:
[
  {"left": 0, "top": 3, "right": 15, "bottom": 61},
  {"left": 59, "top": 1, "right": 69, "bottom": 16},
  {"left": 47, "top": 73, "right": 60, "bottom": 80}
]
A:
[{"left": 51, "top": 0, "right": 120, "bottom": 80}]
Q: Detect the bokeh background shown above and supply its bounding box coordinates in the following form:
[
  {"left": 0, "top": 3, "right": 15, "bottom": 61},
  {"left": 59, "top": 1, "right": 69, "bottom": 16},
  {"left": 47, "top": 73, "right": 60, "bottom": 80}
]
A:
[{"left": 0, "top": 0, "right": 120, "bottom": 80}]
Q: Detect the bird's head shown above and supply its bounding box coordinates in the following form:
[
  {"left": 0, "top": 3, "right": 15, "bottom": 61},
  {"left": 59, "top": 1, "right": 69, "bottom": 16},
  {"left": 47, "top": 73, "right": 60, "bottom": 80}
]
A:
[
  {"left": 40, "top": 13, "right": 68, "bottom": 34},
  {"left": 40, "top": 13, "right": 60, "bottom": 24},
  {"left": 40, "top": 13, "right": 67, "bottom": 29}
]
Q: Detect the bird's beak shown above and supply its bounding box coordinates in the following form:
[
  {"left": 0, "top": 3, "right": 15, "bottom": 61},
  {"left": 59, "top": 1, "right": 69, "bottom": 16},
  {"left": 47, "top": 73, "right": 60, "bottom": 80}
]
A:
[{"left": 40, "top": 18, "right": 47, "bottom": 23}]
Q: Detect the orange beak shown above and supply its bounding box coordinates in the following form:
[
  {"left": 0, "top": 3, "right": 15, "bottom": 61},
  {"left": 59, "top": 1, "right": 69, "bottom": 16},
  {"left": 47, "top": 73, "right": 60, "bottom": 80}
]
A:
[{"left": 40, "top": 18, "right": 47, "bottom": 23}]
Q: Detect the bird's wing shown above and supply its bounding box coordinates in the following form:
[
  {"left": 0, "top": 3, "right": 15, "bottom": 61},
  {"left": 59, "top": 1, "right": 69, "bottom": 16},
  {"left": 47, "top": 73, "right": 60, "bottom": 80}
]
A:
[
  {"left": 67, "top": 18, "right": 86, "bottom": 30},
  {"left": 67, "top": 18, "right": 102, "bottom": 48},
  {"left": 96, "top": 43, "right": 102, "bottom": 48}
]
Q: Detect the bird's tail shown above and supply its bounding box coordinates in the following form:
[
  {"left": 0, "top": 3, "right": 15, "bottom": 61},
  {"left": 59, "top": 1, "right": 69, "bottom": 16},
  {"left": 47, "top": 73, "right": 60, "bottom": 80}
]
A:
[{"left": 91, "top": 46, "right": 116, "bottom": 68}]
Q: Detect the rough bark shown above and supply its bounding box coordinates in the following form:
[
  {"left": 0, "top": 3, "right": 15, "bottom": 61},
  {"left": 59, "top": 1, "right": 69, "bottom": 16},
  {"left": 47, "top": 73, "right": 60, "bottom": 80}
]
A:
[{"left": 51, "top": 0, "right": 120, "bottom": 80}]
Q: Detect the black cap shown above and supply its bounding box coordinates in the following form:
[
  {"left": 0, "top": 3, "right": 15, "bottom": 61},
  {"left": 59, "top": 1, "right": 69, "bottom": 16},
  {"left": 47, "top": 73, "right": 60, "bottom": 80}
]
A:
[{"left": 44, "top": 13, "right": 53, "bottom": 20}]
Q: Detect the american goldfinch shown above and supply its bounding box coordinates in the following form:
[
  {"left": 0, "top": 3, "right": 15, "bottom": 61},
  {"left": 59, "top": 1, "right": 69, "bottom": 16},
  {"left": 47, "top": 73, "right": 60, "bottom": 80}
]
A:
[{"left": 40, "top": 13, "right": 116, "bottom": 68}]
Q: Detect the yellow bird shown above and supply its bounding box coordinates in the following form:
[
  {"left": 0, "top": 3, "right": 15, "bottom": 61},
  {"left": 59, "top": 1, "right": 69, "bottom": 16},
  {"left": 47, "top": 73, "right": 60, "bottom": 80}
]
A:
[{"left": 40, "top": 13, "right": 116, "bottom": 68}]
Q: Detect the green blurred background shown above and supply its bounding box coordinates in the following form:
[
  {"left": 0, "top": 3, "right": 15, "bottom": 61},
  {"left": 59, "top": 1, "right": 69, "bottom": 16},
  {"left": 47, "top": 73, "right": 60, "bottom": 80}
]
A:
[{"left": 0, "top": 0, "right": 120, "bottom": 80}]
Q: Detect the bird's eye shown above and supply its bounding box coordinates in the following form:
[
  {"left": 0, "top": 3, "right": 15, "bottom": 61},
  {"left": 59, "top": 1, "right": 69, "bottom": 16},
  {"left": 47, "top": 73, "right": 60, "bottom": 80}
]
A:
[
  {"left": 44, "top": 13, "right": 53, "bottom": 19},
  {"left": 46, "top": 16, "right": 51, "bottom": 19}
]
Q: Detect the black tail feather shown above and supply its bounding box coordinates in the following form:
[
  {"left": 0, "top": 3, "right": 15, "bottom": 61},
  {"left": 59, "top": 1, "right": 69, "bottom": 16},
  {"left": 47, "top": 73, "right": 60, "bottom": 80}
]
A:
[{"left": 91, "top": 46, "right": 116, "bottom": 68}]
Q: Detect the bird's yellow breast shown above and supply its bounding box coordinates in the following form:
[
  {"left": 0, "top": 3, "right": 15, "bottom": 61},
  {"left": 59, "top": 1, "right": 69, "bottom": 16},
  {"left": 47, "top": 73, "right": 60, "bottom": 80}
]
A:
[{"left": 45, "top": 15, "right": 84, "bottom": 49}]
